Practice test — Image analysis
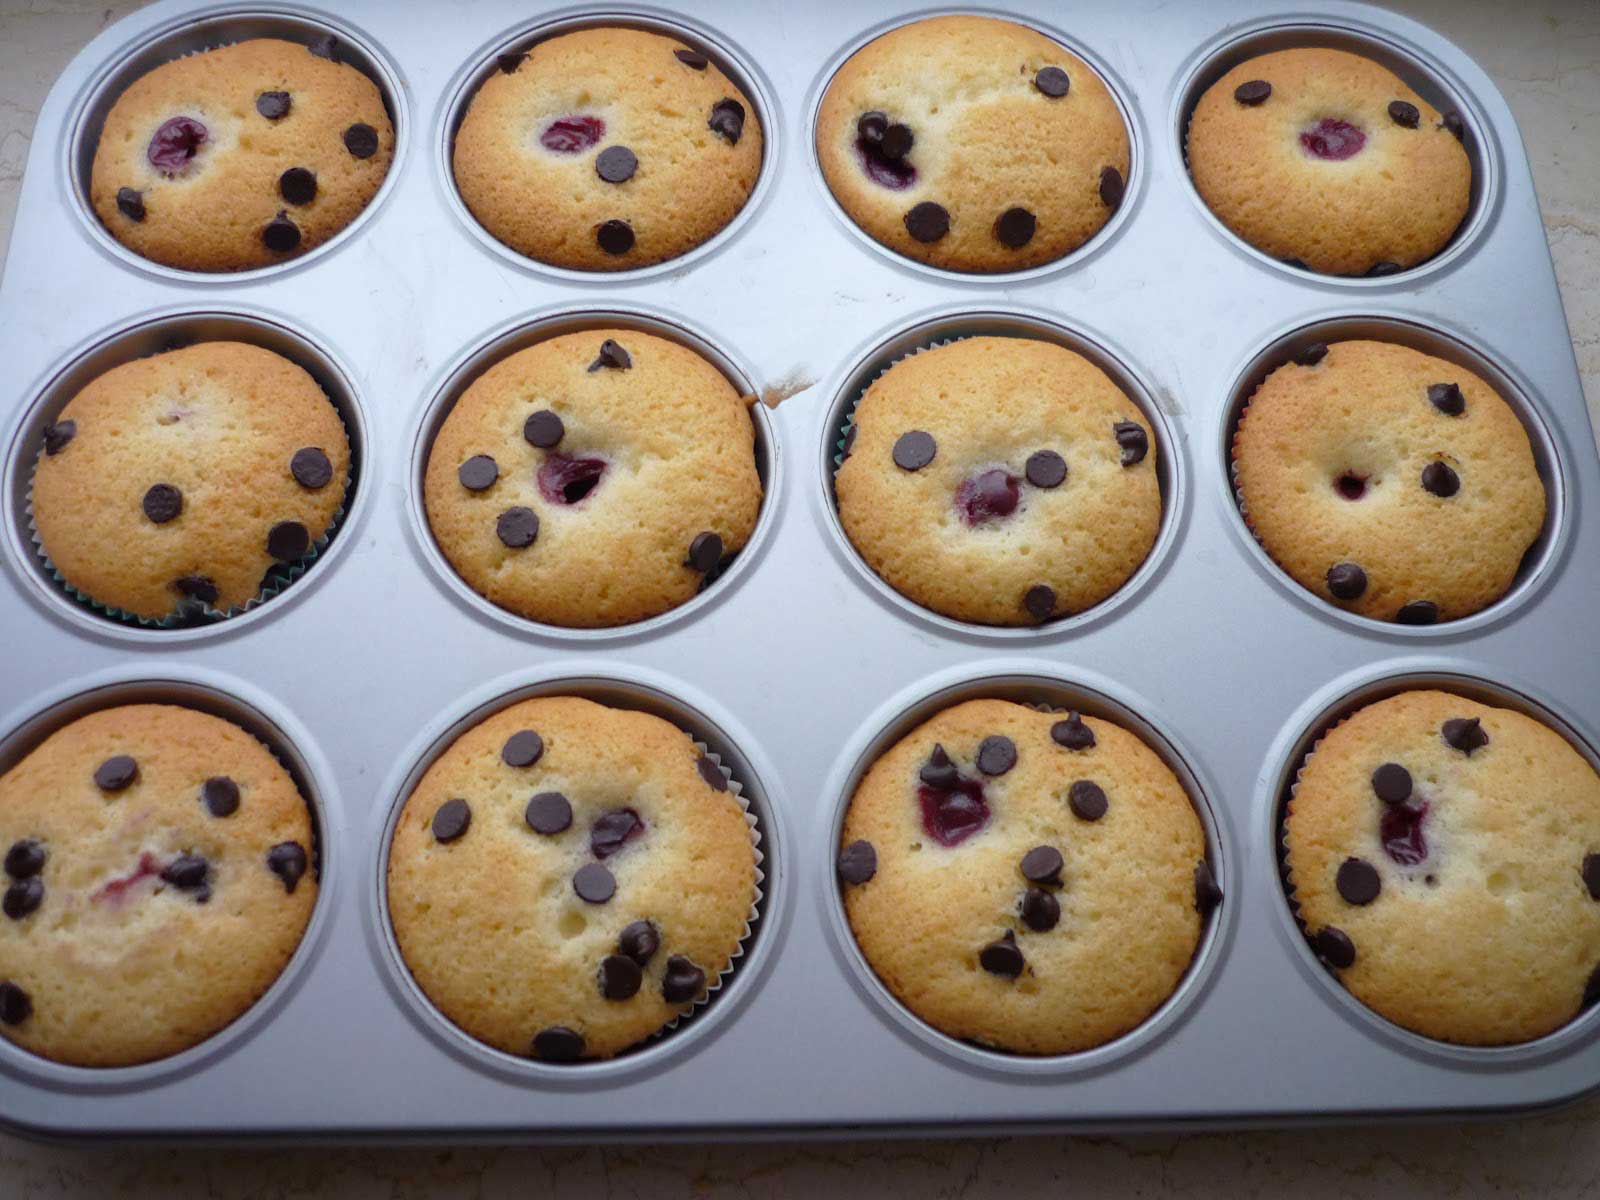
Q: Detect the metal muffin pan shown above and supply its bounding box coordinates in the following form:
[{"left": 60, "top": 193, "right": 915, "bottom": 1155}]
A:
[{"left": 0, "top": 0, "right": 1596, "bottom": 1139}]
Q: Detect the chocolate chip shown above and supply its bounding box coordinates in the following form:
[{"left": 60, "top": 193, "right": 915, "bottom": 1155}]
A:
[
  {"left": 976, "top": 735, "right": 1017, "bottom": 776},
  {"left": 531, "top": 1026, "right": 584, "bottom": 1061},
  {"left": 1427, "top": 382, "right": 1465, "bottom": 416},
  {"left": 431, "top": 798, "right": 471, "bottom": 843},
  {"left": 1372, "top": 763, "right": 1413, "bottom": 805},
  {"left": 838, "top": 839, "right": 877, "bottom": 885},
  {"left": 598, "top": 954, "right": 643, "bottom": 1000},
  {"left": 979, "top": 930, "right": 1025, "bottom": 978},
  {"left": 42, "top": 420, "right": 76, "bottom": 455},
  {"left": 307, "top": 33, "right": 337, "bottom": 61},
  {"left": 1234, "top": 79, "right": 1272, "bottom": 105},
  {"left": 1442, "top": 717, "right": 1488, "bottom": 755},
  {"left": 1024, "top": 449, "right": 1067, "bottom": 489},
  {"left": 1194, "top": 859, "right": 1223, "bottom": 916},
  {"left": 290, "top": 446, "right": 333, "bottom": 489},
  {"left": 3, "top": 877, "right": 42, "bottom": 920},
  {"left": 918, "top": 744, "right": 960, "bottom": 790},
  {"left": 662, "top": 954, "right": 707, "bottom": 1003},
  {"left": 1023, "top": 584, "right": 1056, "bottom": 622},
  {"left": 903, "top": 201, "right": 949, "bottom": 243},
  {"left": 174, "top": 575, "right": 218, "bottom": 604},
  {"left": 1034, "top": 66, "right": 1070, "bottom": 98},
  {"left": 261, "top": 212, "right": 301, "bottom": 252},
  {"left": 708, "top": 98, "right": 745, "bottom": 144},
  {"left": 1388, "top": 100, "right": 1420, "bottom": 129},
  {"left": 4, "top": 840, "right": 44, "bottom": 879},
  {"left": 1421, "top": 461, "right": 1460, "bottom": 498},
  {"left": 1020, "top": 887, "right": 1060, "bottom": 932},
  {"left": 1068, "top": 780, "right": 1108, "bottom": 822},
  {"left": 1442, "top": 111, "right": 1465, "bottom": 140},
  {"left": 1051, "top": 713, "right": 1095, "bottom": 751},
  {"left": 1293, "top": 342, "right": 1328, "bottom": 367},
  {"left": 0, "top": 981, "right": 31, "bottom": 1025},
  {"left": 1113, "top": 421, "right": 1148, "bottom": 466},
  {"left": 524, "top": 792, "right": 571, "bottom": 835},
  {"left": 596, "top": 219, "right": 634, "bottom": 255},
  {"left": 523, "top": 410, "right": 565, "bottom": 448},
  {"left": 1020, "top": 845, "right": 1063, "bottom": 886},
  {"left": 1366, "top": 261, "right": 1403, "bottom": 277},
  {"left": 279, "top": 167, "right": 317, "bottom": 206},
  {"left": 595, "top": 145, "right": 638, "bottom": 184},
  {"left": 1313, "top": 926, "right": 1356, "bottom": 969},
  {"left": 1396, "top": 600, "right": 1439, "bottom": 625},
  {"left": 503, "top": 730, "right": 544, "bottom": 768},
  {"left": 116, "top": 187, "right": 145, "bottom": 221},
  {"left": 256, "top": 91, "right": 290, "bottom": 120},
  {"left": 1326, "top": 562, "right": 1368, "bottom": 601},
  {"left": 458, "top": 454, "right": 498, "bottom": 491},
  {"left": 95, "top": 755, "right": 137, "bottom": 792},
  {"left": 892, "top": 430, "right": 936, "bottom": 470},
  {"left": 879, "top": 124, "right": 913, "bottom": 160},
  {"left": 496, "top": 506, "right": 539, "bottom": 548},
  {"left": 267, "top": 520, "right": 310, "bottom": 561},
  {"left": 856, "top": 111, "right": 888, "bottom": 145},
  {"left": 590, "top": 809, "right": 643, "bottom": 859},
  {"left": 160, "top": 853, "right": 209, "bottom": 891},
  {"left": 266, "top": 841, "right": 308, "bottom": 893},
  {"left": 202, "top": 776, "right": 240, "bottom": 818},
  {"left": 686, "top": 531, "right": 724, "bottom": 574},
  {"left": 675, "top": 48, "right": 708, "bottom": 70},
  {"left": 496, "top": 52, "right": 527, "bottom": 74},
  {"left": 1282, "top": 257, "right": 1309, "bottom": 270},
  {"left": 588, "top": 339, "right": 632, "bottom": 371},
  {"left": 343, "top": 123, "right": 378, "bottom": 159},
  {"left": 1099, "top": 166, "right": 1125, "bottom": 209},
  {"left": 142, "top": 483, "right": 182, "bottom": 524},
  {"left": 696, "top": 754, "right": 728, "bottom": 792},
  {"left": 619, "top": 920, "right": 660, "bottom": 965},
  {"left": 993, "top": 207, "right": 1036, "bottom": 248},
  {"left": 1336, "top": 857, "right": 1382, "bottom": 905},
  {"left": 1582, "top": 854, "right": 1600, "bottom": 901}
]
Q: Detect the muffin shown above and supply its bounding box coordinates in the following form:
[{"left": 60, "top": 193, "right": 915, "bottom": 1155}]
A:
[
  {"left": 0, "top": 704, "right": 317, "bottom": 1067},
  {"left": 453, "top": 27, "right": 763, "bottom": 270},
  {"left": 835, "top": 337, "right": 1160, "bottom": 625},
  {"left": 90, "top": 37, "right": 394, "bottom": 271},
  {"left": 423, "top": 328, "right": 761, "bottom": 628},
  {"left": 30, "top": 341, "right": 350, "bottom": 622},
  {"left": 816, "top": 15, "right": 1129, "bottom": 272},
  {"left": 1186, "top": 48, "right": 1471, "bottom": 275},
  {"left": 1285, "top": 689, "right": 1600, "bottom": 1045},
  {"left": 839, "top": 699, "right": 1215, "bottom": 1054},
  {"left": 1232, "top": 340, "right": 1545, "bottom": 624},
  {"left": 387, "top": 695, "right": 758, "bottom": 1062}
]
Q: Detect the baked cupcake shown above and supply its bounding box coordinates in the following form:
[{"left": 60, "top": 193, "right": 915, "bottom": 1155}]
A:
[
  {"left": 835, "top": 337, "right": 1159, "bottom": 625},
  {"left": 1285, "top": 689, "right": 1600, "bottom": 1045},
  {"left": 1232, "top": 340, "right": 1545, "bottom": 624},
  {"left": 1186, "top": 48, "right": 1470, "bottom": 275},
  {"left": 816, "top": 15, "right": 1129, "bottom": 272},
  {"left": 90, "top": 37, "right": 394, "bottom": 271},
  {"left": 424, "top": 329, "right": 761, "bottom": 628},
  {"left": 839, "top": 699, "right": 1216, "bottom": 1054},
  {"left": 387, "top": 696, "right": 758, "bottom": 1062},
  {"left": 30, "top": 341, "right": 349, "bottom": 622},
  {"left": 453, "top": 27, "right": 762, "bottom": 270},
  {"left": 0, "top": 704, "right": 317, "bottom": 1067}
]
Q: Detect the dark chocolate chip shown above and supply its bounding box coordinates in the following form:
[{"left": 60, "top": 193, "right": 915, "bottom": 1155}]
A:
[
  {"left": 307, "top": 33, "right": 337, "bottom": 61},
  {"left": 503, "top": 730, "right": 545, "bottom": 768},
  {"left": 160, "top": 853, "right": 209, "bottom": 890},
  {"left": 675, "top": 48, "right": 708, "bottom": 70},
  {"left": 531, "top": 1026, "right": 584, "bottom": 1061},
  {"left": 1234, "top": 79, "right": 1272, "bottom": 105},
  {"left": 4, "top": 840, "right": 45, "bottom": 880},
  {"left": 1326, "top": 562, "right": 1368, "bottom": 601},
  {"left": 1194, "top": 859, "right": 1223, "bottom": 916},
  {"left": 1051, "top": 712, "right": 1095, "bottom": 751},
  {"left": 1396, "top": 600, "right": 1439, "bottom": 625},
  {"left": 976, "top": 735, "right": 1017, "bottom": 777},
  {"left": 1584, "top": 854, "right": 1600, "bottom": 901},
  {"left": 1442, "top": 111, "right": 1465, "bottom": 140},
  {"left": 837, "top": 839, "right": 877, "bottom": 885},
  {"left": 266, "top": 841, "right": 308, "bottom": 893},
  {"left": 857, "top": 110, "right": 888, "bottom": 143},
  {"left": 431, "top": 797, "right": 471, "bottom": 843},
  {"left": 497, "top": 52, "right": 527, "bottom": 74},
  {"left": 116, "top": 187, "right": 146, "bottom": 221},
  {"left": 590, "top": 808, "right": 643, "bottom": 859},
  {"left": 1441, "top": 717, "right": 1488, "bottom": 756},
  {"left": 1025, "top": 449, "right": 1067, "bottom": 489},
  {"left": 1099, "top": 166, "right": 1125, "bottom": 209},
  {"left": 1068, "top": 780, "right": 1108, "bottom": 822},
  {"left": 588, "top": 339, "right": 632, "bottom": 371},
  {"left": 523, "top": 410, "right": 565, "bottom": 448},
  {"left": 174, "top": 575, "right": 218, "bottom": 604},
  {"left": 496, "top": 506, "right": 539, "bottom": 549},
  {"left": 598, "top": 954, "right": 643, "bottom": 1000},
  {"left": 595, "top": 145, "right": 638, "bottom": 184},
  {"left": 892, "top": 430, "right": 936, "bottom": 471},
  {"left": 343, "top": 123, "right": 378, "bottom": 159},
  {"left": 662, "top": 954, "right": 707, "bottom": 1003},
  {"left": 95, "top": 755, "right": 137, "bottom": 792},
  {"left": 574, "top": 862, "right": 616, "bottom": 904},
  {"left": 879, "top": 123, "right": 913, "bottom": 160},
  {"left": 1293, "top": 342, "right": 1328, "bottom": 367},
  {"left": 696, "top": 754, "right": 728, "bottom": 792},
  {"left": 279, "top": 166, "right": 317, "bottom": 206},
  {"left": 1388, "top": 100, "right": 1420, "bottom": 129},
  {"left": 903, "top": 201, "right": 949, "bottom": 243},
  {"left": 256, "top": 91, "right": 291, "bottom": 120},
  {"left": 993, "top": 206, "right": 1036, "bottom": 248},
  {"left": 142, "top": 483, "right": 183, "bottom": 524},
  {"left": 686, "top": 531, "right": 724, "bottom": 574},
  {"left": 979, "top": 930, "right": 1025, "bottom": 978},
  {"left": 267, "top": 520, "right": 310, "bottom": 562},
  {"left": 1034, "top": 66, "right": 1070, "bottom": 98},
  {"left": 290, "top": 446, "right": 333, "bottom": 489},
  {"left": 262, "top": 212, "right": 301, "bottom": 252},
  {"left": 1019, "top": 845, "right": 1063, "bottom": 886},
  {"left": 1281, "top": 257, "right": 1309, "bottom": 270},
  {"left": 1366, "top": 261, "right": 1403, "bottom": 277},
  {"left": 1421, "top": 461, "right": 1460, "bottom": 498},
  {"left": 3, "top": 877, "right": 42, "bottom": 920},
  {"left": 596, "top": 219, "right": 634, "bottom": 254},
  {"left": 618, "top": 919, "right": 660, "bottom": 965},
  {"left": 525, "top": 792, "right": 572, "bottom": 836},
  {"left": 458, "top": 454, "right": 499, "bottom": 491},
  {"left": 201, "top": 776, "right": 240, "bottom": 818},
  {"left": 1313, "top": 926, "right": 1356, "bottom": 969},
  {"left": 918, "top": 744, "right": 960, "bottom": 790},
  {"left": 42, "top": 420, "right": 76, "bottom": 456},
  {"left": 1371, "top": 762, "right": 1413, "bottom": 805},
  {"left": 1020, "top": 887, "right": 1060, "bottom": 932},
  {"left": 1428, "top": 382, "right": 1466, "bottom": 416},
  {"left": 1336, "top": 857, "right": 1382, "bottom": 905},
  {"left": 1113, "top": 420, "right": 1148, "bottom": 466},
  {"left": 0, "top": 981, "right": 31, "bottom": 1025},
  {"left": 708, "top": 98, "right": 745, "bottom": 144},
  {"left": 1023, "top": 584, "right": 1056, "bottom": 622}
]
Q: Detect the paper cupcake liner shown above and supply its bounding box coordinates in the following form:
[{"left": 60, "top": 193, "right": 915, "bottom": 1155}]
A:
[{"left": 1276, "top": 717, "right": 1354, "bottom": 936}]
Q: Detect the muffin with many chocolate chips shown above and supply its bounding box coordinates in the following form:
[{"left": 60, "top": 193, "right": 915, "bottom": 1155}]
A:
[
  {"left": 1285, "top": 689, "right": 1600, "bottom": 1045},
  {"left": 424, "top": 329, "right": 761, "bottom": 628},
  {"left": 1187, "top": 48, "right": 1471, "bottom": 275},
  {"left": 90, "top": 38, "right": 394, "bottom": 272},
  {"left": 453, "top": 27, "right": 762, "bottom": 270},
  {"left": 816, "top": 15, "right": 1130, "bottom": 272},
  {"left": 839, "top": 699, "right": 1214, "bottom": 1054},
  {"left": 835, "top": 337, "right": 1159, "bottom": 625},
  {"left": 30, "top": 342, "right": 349, "bottom": 622},
  {"left": 387, "top": 696, "right": 758, "bottom": 1062},
  {"left": 1232, "top": 340, "right": 1545, "bottom": 624},
  {"left": 0, "top": 704, "right": 317, "bottom": 1066}
]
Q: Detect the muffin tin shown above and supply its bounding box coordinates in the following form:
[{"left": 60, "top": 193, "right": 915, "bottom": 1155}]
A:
[{"left": 0, "top": 0, "right": 1596, "bottom": 1139}]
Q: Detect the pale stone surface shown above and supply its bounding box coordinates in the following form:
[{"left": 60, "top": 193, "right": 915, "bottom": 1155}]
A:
[{"left": 0, "top": 0, "right": 1596, "bottom": 1192}]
